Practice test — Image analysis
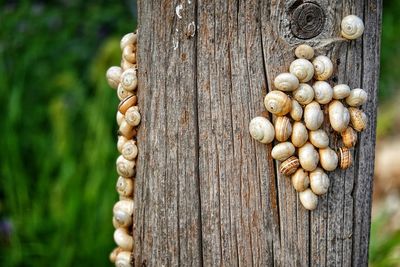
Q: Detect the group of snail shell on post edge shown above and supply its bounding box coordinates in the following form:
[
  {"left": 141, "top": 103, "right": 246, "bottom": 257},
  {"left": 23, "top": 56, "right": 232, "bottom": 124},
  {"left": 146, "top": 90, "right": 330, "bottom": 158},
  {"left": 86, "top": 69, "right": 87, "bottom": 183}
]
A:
[
  {"left": 106, "top": 31, "right": 140, "bottom": 267},
  {"left": 249, "top": 15, "right": 367, "bottom": 211}
]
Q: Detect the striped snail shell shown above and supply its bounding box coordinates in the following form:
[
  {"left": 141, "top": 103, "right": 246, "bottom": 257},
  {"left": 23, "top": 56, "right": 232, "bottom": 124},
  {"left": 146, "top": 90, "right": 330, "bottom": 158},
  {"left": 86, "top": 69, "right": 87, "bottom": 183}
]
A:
[
  {"left": 348, "top": 107, "right": 368, "bottom": 132},
  {"left": 341, "top": 127, "right": 358, "bottom": 148},
  {"left": 119, "top": 95, "right": 138, "bottom": 115},
  {"left": 279, "top": 156, "right": 300, "bottom": 176},
  {"left": 274, "top": 116, "right": 292, "bottom": 142},
  {"left": 338, "top": 147, "right": 353, "bottom": 169}
]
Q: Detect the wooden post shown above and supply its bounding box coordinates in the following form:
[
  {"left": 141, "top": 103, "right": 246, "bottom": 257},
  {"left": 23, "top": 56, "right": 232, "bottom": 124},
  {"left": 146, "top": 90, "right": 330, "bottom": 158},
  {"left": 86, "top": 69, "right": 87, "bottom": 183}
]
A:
[{"left": 134, "top": 0, "right": 382, "bottom": 266}]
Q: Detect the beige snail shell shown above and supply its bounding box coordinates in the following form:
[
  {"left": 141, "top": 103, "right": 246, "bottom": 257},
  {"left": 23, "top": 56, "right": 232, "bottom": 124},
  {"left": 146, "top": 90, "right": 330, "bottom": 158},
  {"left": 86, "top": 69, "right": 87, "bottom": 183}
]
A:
[
  {"left": 117, "top": 83, "right": 134, "bottom": 101},
  {"left": 291, "top": 121, "right": 308, "bottom": 148},
  {"left": 125, "top": 106, "right": 141, "bottom": 127},
  {"left": 274, "top": 116, "right": 292, "bottom": 142},
  {"left": 249, "top": 117, "right": 275, "bottom": 144},
  {"left": 120, "top": 68, "right": 138, "bottom": 91},
  {"left": 338, "top": 147, "right": 353, "bottom": 169},
  {"left": 120, "top": 32, "right": 137, "bottom": 50},
  {"left": 299, "top": 189, "right": 318, "bottom": 210},
  {"left": 117, "top": 111, "right": 125, "bottom": 126},
  {"left": 106, "top": 66, "right": 123, "bottom": 89},
  {"left": 349, "top": 107, "right": 368, "bottom": 132},
  {"left": 121, "top": 58, "right": 136, "bottom": 71},
  {"left": 329, "top": 100, "right": 350, "bottom": 132},
  {"left": 310, "top": 167, "right": 330, "bottom": 195},
  {"left": 117, "top": 135, "right": 129, "bottom": 154},
  {"left": 116, "top": 176, "right": 134, "bottom": 197},
  {"left": 119, "top": 120, "right": 136, "bottom": 139},
  {"left": 116, "top": 155, "right": 135, "bottom": 177},
  {"left": 309, "top": 129, "right": 329, "bottom": 149},
  {"left": 264, "top": 91, "right": 292, "bottom": 116},
  {"left": 304, "top": 101, "right": 324, "bottom": 131},
  {"left": 109, "top": 247, "right": 123, "bottom": 263},
  {"left": 290, "top": 99, "right": 303, "bottom": 122},
  {"left": 119, "top": 95, "right": 138, "bottom": 115},
  {"left": 313, "top": 81, "right": 333, "bottom": 104},
  {"left": 294, "top": 44, "right": 314, "bottom": 60},
  {"left": 341, "top": 127, "right": 358, "bottom": 148},
  {"left": 291, "top": 168, "right": 310, "bottom": 192},
  {"left": 289, "top": 59, "right": 314, "bottom": 83},
  {"left": 319, "top": 147, "right": 339, "bottom": 172},
  {"left": 113, "top": 228, "right": 133, "bottom": 250},
  {"left": 271, "top": 142, "right": 295, "bottom": 161},
  {"left": 123, "top": 44, "right": 137, "bottom": 64},
  {"left": 115, "top": 251, "right": 133, "bottom": 267},
  {"left": 341, "top": 15, "right": 365, "bottom": 40},
  {"left": 333, "top": 84, "right": 351, "bottom": 100},
  {"left": 113, "top": 216, "right": 123, "bottom": 229},
  {"left": 312, "top": 55, "right": 334, "bottom": 81},
  {"left": 279, "top": 156, "right": 300, "bottom": 176},
  {"left": 293, "top": 83, "right": 315, "bottom": 105},
  {"left": 298, "top": 142, "right": 319, "bottom": 172},
  {"left": 274, "top": 73, "right": 299, "bottom": 91},
  {"left": 113, "top": 199, "right": 134, "bottom": 227},
  {"left": 122, "top": 140, "right": 138, "bottom": 160},
  {"left": 346, "top": 88, "right": 368, "bottom": 107}
]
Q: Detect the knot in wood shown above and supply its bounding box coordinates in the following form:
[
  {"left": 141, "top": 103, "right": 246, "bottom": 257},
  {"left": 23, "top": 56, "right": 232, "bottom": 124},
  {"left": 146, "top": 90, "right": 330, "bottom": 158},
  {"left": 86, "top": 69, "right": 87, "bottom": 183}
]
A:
[{"left": 291, "top": 3, "right": 326, "bottom": 39}]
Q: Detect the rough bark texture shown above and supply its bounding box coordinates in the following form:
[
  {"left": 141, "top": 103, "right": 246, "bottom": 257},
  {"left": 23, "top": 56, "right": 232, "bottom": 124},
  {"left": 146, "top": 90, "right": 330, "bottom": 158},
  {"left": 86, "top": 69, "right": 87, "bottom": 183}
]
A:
[{"left": 134, "top": 0, "right": 382, "bottom": 266}]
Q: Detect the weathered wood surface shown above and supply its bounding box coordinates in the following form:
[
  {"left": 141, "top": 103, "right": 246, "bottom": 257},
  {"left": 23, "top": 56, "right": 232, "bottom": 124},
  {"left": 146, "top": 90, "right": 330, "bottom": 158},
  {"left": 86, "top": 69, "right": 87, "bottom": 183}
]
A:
[{"left": 134, "top": 0, "right": 382, "bottom": 266}]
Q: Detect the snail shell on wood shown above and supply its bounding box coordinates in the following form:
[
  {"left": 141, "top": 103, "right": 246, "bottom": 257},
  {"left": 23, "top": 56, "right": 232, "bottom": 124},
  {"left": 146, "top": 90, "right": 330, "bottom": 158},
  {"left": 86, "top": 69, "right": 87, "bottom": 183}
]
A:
[
  {"left": 117, "top": 83, "right": 134, "bottom": 101},
  {"left": 274, "top": 116, "right": 292, "bottom": 142},
  {"left": 120, "top": 68, "right": 138, "bottom": 91},
  {"left": 290, "top": 100, "right": 303, "bottom": 122},
  {"left": 312, "top": 56, "right": 334, "bottom": 81},
  {"left": 113, "top": 216, "right": 123, "bottom": 229},
  {"left": 125, "top": 106, "right": 141, "bottom": 127},
  {"left": 341, "top": 127, "right": 358, "bottom": 148},
  {"left": 293, "top": 83, "right": 314, "bottom": 105},
  {"left": 291, "top": 121, "right": 308, "bottom": 148},
  {"left": 313, "top": 81, "right": 333, "bottom": 104},
  {"left": 279, "top": 156, "right": 300, "bottom": 176},
  {"left": 295, "top": 44, "right": 314, "bottom": 60},
  {"left": 309, "top": 129, "right": 329, "bottom": 149},
  {"left": 249, "top": 117, "right": 275, "bottom": 144},
  {"left": 122, "top": 140, "right": 138, "bottom": 160},
  {"left": 113, "top": 199, "right": 134, "bottom": 227},
  {"left": 329, "top": 100, "right": 350, "bottom": 132},
  {"left": 109, "top": 247, "right": 123, "bottom": 263},
  {"left": 119, "top": 95, "right": 138, "bottom": 115},
  {"left": 319, "top": 147, "right": 339, "bottom": 172},
  {"left": 119, "top": 120, "right": 136, "bottom": 139},
  {"left": 121, "top": 58, "right": 136, "bottom": 71},
  {"left": 346, "top": 88, "right": 368, "bottom": 107},
  {"left": 264, "top": 91, "right": 292, "bottom": 116},
  {"left": 116, "top": 155, "right": 135, "bottom": 177},
  {"left": 349, "top": 107, "right": 368, "bottom": 132},
  {"left": 117, "top": 111, "right": 125, "bottom": 126},
  {"left": 333, "top": 84, "right": 351, "bottom": 99},
  {"left": 117, "top": 135, "right": 129, "bottom": 154},
  {"left": 106, "top": 66, "right": 123, "bottom": 89},
  {"left": 289, "top": 59, "right": 314, "bottom": 83},
  {"left": 299, "top": 189, "right": 318, "bottom": 210},
  {"left": 115, "top": 251, "right": 133, "bottom": 267},
  {"left": 274, "top": 73, "right": 299, "bottom": 91},
  {"left": 304, "top": 101, "right": 324, "bottom": 131},
  {"left": 120, "top": 32, "right": 137, "bottom": 50},
  {"left": 298, "top": 142, "right": 319, "bottom": 172},
  {"left": 113, "top": 228, "right": 133, "bottom": 250},
  {"left": 271, "top": 142, "right": 295, "bottom": 161},
  {"left": 338, "top": 147, "right": 353, "bottom": 169},
  {"left": 123, "top": 44, "right": 137, "bottom": 64},
  {"left": 310, "top": 167, "right": 330, "bottom": 195},
  {"left": 116, "top": 176, "right": 134, "bottom": 197},
  {"left": 341, "top": 15, "right": 365, "bottom": 40},
  {"left": 291, "top": 168, "right": 310, "bottom": 192}
]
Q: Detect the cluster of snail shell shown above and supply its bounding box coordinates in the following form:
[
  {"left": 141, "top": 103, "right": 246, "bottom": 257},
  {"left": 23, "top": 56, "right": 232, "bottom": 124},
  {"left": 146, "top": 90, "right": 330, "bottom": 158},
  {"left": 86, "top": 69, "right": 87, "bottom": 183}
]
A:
[
  {"left": 106, "top": 31, "right": 139, "bottom": 267},
  {"left": 249, "top": 16, "right": 366, "bottom": 211}
]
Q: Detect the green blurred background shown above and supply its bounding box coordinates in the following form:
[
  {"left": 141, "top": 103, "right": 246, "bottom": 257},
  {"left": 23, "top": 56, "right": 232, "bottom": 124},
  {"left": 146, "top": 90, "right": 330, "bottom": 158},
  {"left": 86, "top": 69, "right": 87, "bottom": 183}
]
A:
[{"left": 0, "top": 1, "right": 399, "bottom": 266}]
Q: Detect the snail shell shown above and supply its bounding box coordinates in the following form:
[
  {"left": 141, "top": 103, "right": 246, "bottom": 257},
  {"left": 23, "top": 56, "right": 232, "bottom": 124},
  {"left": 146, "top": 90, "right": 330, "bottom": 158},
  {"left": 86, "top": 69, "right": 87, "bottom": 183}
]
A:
[
  {"left": 291, "top": 121, "right": 308, "bottom": 148},
  {"left": 120, "top": 68, "right": 138, "bottom": 91},
  {"left": 271, "top": 142, "right": 295, "bottom": 161},
  {"left": 113, "top": 199, "right": 134, "bottom": 227},
  {"left": 117, "top": 135, "right": 129, "bottom": 154},
  {"left": 249, "top": 117, "right": 275, "bottom": 144},
  {"left": 349, "top": 107, "right": 368, "bottom": 132},
  {"left": 346, "top": 88, "right": 368, "bottom": 107},
  {"left": 333, "top": 84, "right": 351, "bottom": 99},
  {"left": 120, "top": 32, "right": 137, "bottom": 50},
  {"left": 293, "top": 83, "right": 314, "bottom": 105},
  {"left": 341, "top": 15, "right": 365, "bottom": 40},
  {"left": 341, "top": 127, "right": 358, "bottom": 148},
  {"left": 109, "top": 247, "right": 123, "bottom": 263},
  {"left": 319, "top": 147, "right": 339, "bottom": 172},
  {"left": 295, "top": 44, "right": 314, "bottom": 60},
  {"left": 338, "top": 147, "right": 353, "bottom": 169},
  {"left": 113, "top": 228, "right": 133, "bottom": 250},
  {"left": 291, "top": 168, "right": 310, "bottom": 192},
  {"left": 279, "top": 156, "right": 300, "bottom": 176},
  {"left": 290, "top": 100, "right": 303, "bottom": 121},
  {"left": 274, "top": 116, "right": 292, "bottom": 142},
  {"left": 121, "top": 58, "right": 136, "bottom": 71},
  {"left": 115, "top": 251, "right": 133, "bottom": 267},
  {"left": 298, "top": 142, "right": 319, "bottom": 172},
  {"left": 264, "top": 91, "right": 292, "bottom": 116},
  {"left": 329, "top": 100, "right": 350, "bottom": 132},
  {"left": 309, "top": 129, "right": 329, "bottom": 149},
  {"left": 299, "top": 189, "right": 318, "bottom": 210},
  {"left": 125, "top": 106, "right": 141, "bottom": 127},
  {"left": 123, "top": 44, "right": 137, "bottom": 64},
  {"left": 116, "top": 176, "right": 134, "bottom": 197},
  {"left": 116, "top": 155, "right": 135, "bottom": 177},
  {"left": 304, "top": 101, "right": 324, "bottom": 131},
  {"left": 117, "top": 111, "right": 125, "bottom": 126},
  {"left": 312, "top": 56, "right": 334, "bottom": 81},
  {"left": 119, "top": 95, "right": 138, "bottom": 115},
  {"left": 310, "top": 167, "right": 330, "bottom": 195},
  {"left": 119, "top": 120, "right": 136, "bottom": 139},
  {"left": 289, "top": 59, "right": 314, "bottom": 83},
  {"left": 106, "top": 66, "right": 123, "bottom": 89},
  {"left": 117, "top": 83, "right": 134, "bottom": 101},
  {"left": 274, "top": 73, "right": 299, "bottom": 91},
  {"left": 122, "top": 140, "right": 138, "bottom": 160},
  {"left": 313, "top": 81, "right": 333, "bottom": 104}
]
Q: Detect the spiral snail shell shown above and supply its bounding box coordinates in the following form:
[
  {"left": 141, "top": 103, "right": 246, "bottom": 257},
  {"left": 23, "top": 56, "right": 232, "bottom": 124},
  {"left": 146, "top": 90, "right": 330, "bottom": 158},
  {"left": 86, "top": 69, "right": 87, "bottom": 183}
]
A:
[
  {"left": 274, "top": 73, "right": 299, "bottom": 91},
  {"left": 106, "top": 66, "right": 123, "bottom": 89},
  {"left": 119, "top": 95, "right": 137, "bottom": 115},
  {"left": 115, "top": 251, "right": 133, "bottom": 267},
  {"left": 113, "top": 199, "right": 134, "bottom": 227},
  {"left": 304, "top": 101, "right": 324, "bottom": 131},
  {"left": 309, "top": 129, "right": 329, "bottom": 149},
  {"left": 293, "top": 83, "right": 315, "bottom": 105},
  {"left": 274, "top": 116, "right": 292, "bottom": 142},
  {"left": 328, "top": 100, "right": 350, "bottom": 132},
  {"left": 313, "top": 81, "right": 333, "bottom": 104},
  {"left": 116, "top": 155, "right": 135, "bottom": 177},
  {"left": 346, "top": 88, "right": 368, "bottom": 107},
  {"left": 117, "top": 83, "right": 134, "bottom": 101},
  {"left": 349, "top": 107, "right": 368, "bottom": 132},
  {"left": 333, "top": 84, "right": 351, "bottom": 100},
  {"left": 113, "top": 228, "right": 133, "bottom": 250},
  {"left": 290, "top": 100, "right": 303, "bottom": 122},
  {"left": 338, "top": 147, "right": 353, "bottom": 169},
  {"left": 271, "top": 142, "right": 295, "bottom": 161},
  {"left": 294, "top": 44, "right": 314, "bottom": 60},
  {"left": 123, "top": 44, "right": 137, "bottom": 64},
  {"left": 116, "top": 176, "right": 134, "bottom": 197},
  {"left": 264, "top": 91, "right": 292, "bottom": 116},
  {"left": 298, "top": 142, "right": 319, "bottom": 172},
  {"left": 122, "top": 140, "right": 138, "bottom": 160},
  {"left": 279, "top": 156, "right": 300, "bottom": 176},
  {"left": 249, "top": 117, "right": 275, "bottom": 144},
  {"left": 291, "top": 121, "right": 308, "bottom": 148},
  {"left": 289, "top": 59, "right": 314, "bottom": 83},
  {"left": 312, "top": 56, "right": 334, "bottom": 81},
  {"left": 341, "top": 15, "right": 365, "bottom": 40},
  {"left": 319, "top": 147, "right": 339, "bottom": 172},
  {"left": 120, "top": 32, "right": 137, "bottom": 50},
  {"left": 120, "top": 68, "right": 138, "bottom": 91},
  {"left": 291, "top": 168, "right": 310, "bottom": 192},
  {"left": 125, "top": 106, "right": 141, "bottom": 127},
  {"left": 341, "top": 127, "right": 358, "bottom": 148},
  {"left": 309, "top": 168, "right": 330, "bottom": 195},
  {"left": 299, "top": 189, "right": 318, "bottom": 210}
]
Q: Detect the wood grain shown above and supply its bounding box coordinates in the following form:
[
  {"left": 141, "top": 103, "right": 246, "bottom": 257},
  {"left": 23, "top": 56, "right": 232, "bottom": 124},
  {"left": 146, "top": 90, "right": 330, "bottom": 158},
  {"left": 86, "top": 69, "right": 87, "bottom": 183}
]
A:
[{"left": 134, "top": 0, "right": 382, "bottom": 266}]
